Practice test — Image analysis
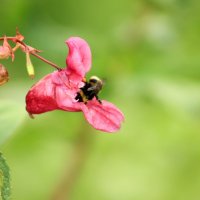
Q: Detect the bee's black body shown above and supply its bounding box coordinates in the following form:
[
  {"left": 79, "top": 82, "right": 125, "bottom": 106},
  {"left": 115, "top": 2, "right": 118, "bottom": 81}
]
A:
[{"left": 75, "top": 76, "right": 103, "bottom": 104}]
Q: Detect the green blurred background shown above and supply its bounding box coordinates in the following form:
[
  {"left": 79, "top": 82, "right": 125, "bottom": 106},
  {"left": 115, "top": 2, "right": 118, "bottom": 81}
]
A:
[{"left": 1, "top": 0, "right": 200, "bottom": 199}]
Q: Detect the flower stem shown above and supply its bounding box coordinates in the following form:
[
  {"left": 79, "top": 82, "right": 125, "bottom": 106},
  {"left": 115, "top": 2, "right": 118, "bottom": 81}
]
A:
[
  {"left": 50, "top": 122, "right": 93, "bottom": 200},
  {"left": 30, "top": 52, "right": 62, "bottom": 71}
]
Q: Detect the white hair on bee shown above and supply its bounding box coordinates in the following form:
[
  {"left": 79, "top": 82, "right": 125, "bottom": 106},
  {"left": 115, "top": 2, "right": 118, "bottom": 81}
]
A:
[{"left": 89, "top": 76, "right": 101, "bottom": 81}]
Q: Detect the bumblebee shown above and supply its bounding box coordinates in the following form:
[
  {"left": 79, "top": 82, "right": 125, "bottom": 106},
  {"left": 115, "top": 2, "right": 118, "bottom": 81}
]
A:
[{"left": 75, "top": 76, "right": 103, "bottom": 104}]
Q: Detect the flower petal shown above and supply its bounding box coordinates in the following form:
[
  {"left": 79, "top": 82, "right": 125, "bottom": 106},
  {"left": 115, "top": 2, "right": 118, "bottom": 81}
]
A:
[
  {"left": 65, "top": 37, "right": 92, "bottom": 83},
  {"left": 56, "top": 86, "right": 82, "bottom": 112},
  {"left": 81, "top": 99, "right": 124, "bottom": 133},
  {"left": 26, "top": 70, "right": 82, "bottom": 115},
  {"left": 51, "top": 70, "right": 82, "bottom": 111},
  {"left": 26, "top": 73, "right": 58, "bottom": 114}
]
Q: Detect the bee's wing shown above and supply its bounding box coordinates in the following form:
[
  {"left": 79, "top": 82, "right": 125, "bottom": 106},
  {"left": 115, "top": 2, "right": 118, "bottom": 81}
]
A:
[{"left": 87, "top": 86, "right": 97, "bottom": 91}]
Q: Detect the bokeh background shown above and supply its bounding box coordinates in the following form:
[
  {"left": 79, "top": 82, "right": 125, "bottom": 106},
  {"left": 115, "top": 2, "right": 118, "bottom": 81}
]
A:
[{"left": 1, "top": 0, "right": 200, "bottom": 199}]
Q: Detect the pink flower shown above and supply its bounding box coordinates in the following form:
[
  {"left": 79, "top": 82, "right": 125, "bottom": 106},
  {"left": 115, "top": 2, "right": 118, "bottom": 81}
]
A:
[{"left": 26, "top": 37, "right": 124, "bottom": 132}]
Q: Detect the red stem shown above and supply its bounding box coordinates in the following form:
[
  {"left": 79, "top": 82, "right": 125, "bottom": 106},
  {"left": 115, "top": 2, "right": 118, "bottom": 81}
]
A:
[
  {"left": 30, "top": 52, "right": 62, "bottom": 71},
  {"left": 0, "top": 36, "right": 62, "bottom": 71}
]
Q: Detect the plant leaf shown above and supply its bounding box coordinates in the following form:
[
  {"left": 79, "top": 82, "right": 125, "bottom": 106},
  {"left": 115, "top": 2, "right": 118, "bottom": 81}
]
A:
[{"left": 0, "top": 153, "right": 11, "bottom": 200}]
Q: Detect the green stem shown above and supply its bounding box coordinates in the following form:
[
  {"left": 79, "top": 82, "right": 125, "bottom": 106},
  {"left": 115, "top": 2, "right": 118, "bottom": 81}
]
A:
[{"left": 50, "top": 123, "right": 93, "bottom": 200}]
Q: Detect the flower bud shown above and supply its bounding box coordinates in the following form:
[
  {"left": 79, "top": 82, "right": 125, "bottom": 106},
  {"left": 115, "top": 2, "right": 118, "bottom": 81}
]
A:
[
  {"left": 0, "top": 46, "right": 10, "bottom": 59},
  {"left": 0, "top": 64, "right": 9, "bottom": 86},
  {"left": 26, "top": 52, "right": 35, "bottom": 79},
  {"left": 0, "top": 37, "right": 12, "bottom": 60}
]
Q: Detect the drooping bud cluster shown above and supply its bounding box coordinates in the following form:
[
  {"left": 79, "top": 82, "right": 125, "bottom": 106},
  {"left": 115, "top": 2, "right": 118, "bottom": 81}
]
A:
[
  {"left": 0, "top": 29, "right": 63, "bottom": 87},
  {"left": 0, "top": 29, "right": 38, "bottom": 86}
]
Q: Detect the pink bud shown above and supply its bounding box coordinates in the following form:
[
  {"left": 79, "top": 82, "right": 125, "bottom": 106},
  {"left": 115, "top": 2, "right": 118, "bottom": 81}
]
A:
[
  {"left": 0, "top": 46, "right": 10, "bottom": 59},
  {"left": 0, "top": 64, "right": 9, "bottom": 86},
  {"left": 0, "top": 37, "right": 12, "bottom": 60}
]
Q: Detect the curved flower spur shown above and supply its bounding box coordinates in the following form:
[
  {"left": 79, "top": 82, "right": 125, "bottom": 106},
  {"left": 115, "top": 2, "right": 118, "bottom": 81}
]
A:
[{"left": 26, "top": 37, "right": 124, "bottom": 132}]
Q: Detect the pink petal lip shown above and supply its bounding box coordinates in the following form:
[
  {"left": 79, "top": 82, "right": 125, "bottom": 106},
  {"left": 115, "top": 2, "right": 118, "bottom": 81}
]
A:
[
  {"left": 65, "top": 37, "right": 92, "bottom": 84},
  {"left": 26, "top": 73, "right": 58, "bottom": 114},
  {"left": 80, "top": 99, "right": 125, "bottom": 133},
  {"left": 26, "top": 37, "right": 124, "bottom": 132}
]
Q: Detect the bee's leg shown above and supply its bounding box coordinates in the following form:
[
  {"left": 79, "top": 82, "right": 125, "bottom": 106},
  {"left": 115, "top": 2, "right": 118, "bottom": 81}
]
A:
[
  {"left": 83, "top": 96, "right": 88, "bottom": 105},
  {"left": 82, "top": 77, "right": 87, "bottom": 83},
  {"left": 82, "top": 96, "right": 88, "bottom": 104},
  {"left": 95, "top": 95, "right": 102, "bottom": 104}
]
